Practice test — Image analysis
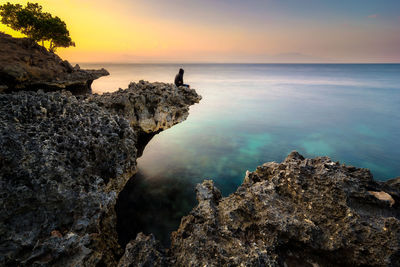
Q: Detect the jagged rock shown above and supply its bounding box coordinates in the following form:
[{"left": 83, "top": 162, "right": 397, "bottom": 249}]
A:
[
  {"left": 386, "top": 177, "right": 400, "bottom": 188},
  {"left": 0, "top": 82, "right": 201, "bottom": 266},
  {"left": 89, "top": 80, "right": 202, "bottom": 134},
  {"left": 89, "top": 81, "right": 201, "bottom": 156},
  {"left": 121, "top": 152, "right": 400, "bottom": 267},
  {"left": 368, "top": 191, "right": 395, "bottom": 207},
  {"left": 118, "top": 233, "right": 168, "bottom": 267},
  {"left": 0, "top": 90, "right": 136, "bottom": 266},
  {"left": 0, "top": 33, "right": 109, "bottom": 94}
]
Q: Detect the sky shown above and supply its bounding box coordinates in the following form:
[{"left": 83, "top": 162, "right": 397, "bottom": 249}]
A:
[{"left": 1, "top": 0, "right": 400, "bottom": 63}]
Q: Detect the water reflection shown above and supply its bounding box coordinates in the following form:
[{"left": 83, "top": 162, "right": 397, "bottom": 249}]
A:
[
  {"left": 87, "top": 63, "right": 400, "bottom": 245},
  {"left": 116, "top": 170, "right": 197, "bottom": 247}
]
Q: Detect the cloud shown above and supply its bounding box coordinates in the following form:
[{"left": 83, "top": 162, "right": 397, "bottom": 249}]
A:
[{"left": 368, "top": 14, "right": 378, "bottom": 19}]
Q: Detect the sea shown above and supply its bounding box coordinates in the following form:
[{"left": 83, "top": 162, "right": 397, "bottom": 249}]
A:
[{"left": 81, "top": 63, "right": 400, "bottom": 245}]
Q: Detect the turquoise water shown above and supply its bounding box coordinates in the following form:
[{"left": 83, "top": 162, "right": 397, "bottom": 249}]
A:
[
  {"left": 84, "top": 63, "right": 400, "bottom": 244},
  {"left": 86, "top": 63, "right": 400, "bottom": 189}
]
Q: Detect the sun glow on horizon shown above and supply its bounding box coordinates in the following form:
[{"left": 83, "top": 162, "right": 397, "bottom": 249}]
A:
[{"left": 1, "top": 0, "right": 399, "bottom": 63}]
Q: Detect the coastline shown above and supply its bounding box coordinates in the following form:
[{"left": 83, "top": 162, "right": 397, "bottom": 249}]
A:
[
  {"left": 119, "top": 152, "right": 400, "bottom": 266},
  {"left": 0, "top": 82, "right": 201, "bottom": 265},
  {"left": 0, "top": 34, "right": 399, "bottom": 266}
]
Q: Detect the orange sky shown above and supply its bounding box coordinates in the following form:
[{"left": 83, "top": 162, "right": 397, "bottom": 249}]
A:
[{"left": 1, "top": 0, "right": 399, "bottom": 63}]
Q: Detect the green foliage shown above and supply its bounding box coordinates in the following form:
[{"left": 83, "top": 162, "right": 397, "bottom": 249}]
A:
[{"left": 0, "top": 2, "right": 75, "bottom": 52}]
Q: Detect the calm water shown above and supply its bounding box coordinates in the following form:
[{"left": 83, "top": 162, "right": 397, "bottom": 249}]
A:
[{"left": 82, "top": 63, "right": 400, "bottom": 244}]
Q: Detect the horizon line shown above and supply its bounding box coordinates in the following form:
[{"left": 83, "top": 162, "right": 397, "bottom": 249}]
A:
[{"left": 78, "top": 62, "right": 400, "bottom": 65}]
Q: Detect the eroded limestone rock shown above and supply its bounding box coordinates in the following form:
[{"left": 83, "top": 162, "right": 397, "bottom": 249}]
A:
[
  {"left": 0, "top": 90, "right": 136, "bottom": 266},
  {"left": 89, "top": 80, "right": 202, "bottom": 134},
  {"left": 0, "top": 33, "right": 108, "bottom": 94},
  {"left": 120, "top": 152, "right": 400, "bottom": 267},
  {"left": 118, "top": 233, "right": 167, "bottom": 267},
  {"left": 368, "top": 191, "right": 395, "bottom": 207},
  {"left": 0, "top": 81, "right": 201, "bottom": 266}
]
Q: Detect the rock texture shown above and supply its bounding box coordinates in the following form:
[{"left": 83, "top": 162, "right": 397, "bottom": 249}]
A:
[
  {"left": 0, "top": 83, "right": 201, "bottom": 266},
  {"left": 89, "top": 80, "right": 202, "bottom": 134},
  {"left": 89, "top": 81, "right": 201, "bottom": 156},
  {"left": 121, "top": 152, "right": 400, "bottom": 267},
  {"left": 118, "top": 233, "right": 167, "bottom": 267},
  {"left": 0, "top": 33, "right": 108, "bottom": 94}
]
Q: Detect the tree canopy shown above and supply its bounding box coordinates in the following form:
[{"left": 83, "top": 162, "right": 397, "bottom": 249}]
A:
[{"left": 0, "top": 2, "right": 75, "bottom": 52}]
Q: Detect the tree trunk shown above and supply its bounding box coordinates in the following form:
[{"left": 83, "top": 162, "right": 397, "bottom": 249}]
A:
[{"left": 49, "top": 40, "right": 54, "bottom": 52}]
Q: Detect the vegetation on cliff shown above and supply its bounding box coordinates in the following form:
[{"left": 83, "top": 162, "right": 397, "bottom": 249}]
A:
[
  {"left": 0, "top": 32, "right": 108, "bottom": 93},
  {"left": 0, "top": 2, "right": 74, "bottom": 52}
]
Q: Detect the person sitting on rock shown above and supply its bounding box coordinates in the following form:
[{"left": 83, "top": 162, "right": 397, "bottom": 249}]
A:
[{"left": 174, "top": 68, "right": 190, "bottom": 88}]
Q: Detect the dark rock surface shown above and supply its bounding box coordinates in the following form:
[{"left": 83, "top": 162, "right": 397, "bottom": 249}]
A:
[
  {"left": 115, "top": 171, "right": 196, "bottom": 249},
  {"left": 0, "top": 82, "right": 201, "bottom": 266},
  {"left": 120, "top": 152, "right": 400, "bottom": 267},
  {"left": 118, "top": 233, "right": 167, "bottom": 267},
  {"left": 0, "top": 33, "right": 108, "bottom": 94}
]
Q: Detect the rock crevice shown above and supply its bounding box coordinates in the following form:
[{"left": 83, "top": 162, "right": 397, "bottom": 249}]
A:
[{"left": 0, "top": 82, "right": 201, "bottom": 266}]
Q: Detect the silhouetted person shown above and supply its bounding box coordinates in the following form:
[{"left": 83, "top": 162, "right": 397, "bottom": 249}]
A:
[{"left": 174, "top": 68, "right": 190, "bottom": 88}]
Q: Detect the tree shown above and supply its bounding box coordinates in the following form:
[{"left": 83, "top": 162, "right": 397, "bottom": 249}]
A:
[{"left": 0, "top": 2, "right": 75, "bottom": 52}]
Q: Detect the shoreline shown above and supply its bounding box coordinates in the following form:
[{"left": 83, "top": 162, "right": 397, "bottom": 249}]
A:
[
  {"left": 1, "top": 34, "right": 399, "bottom": 266},
  {"left": 0, "top": 82, "right": 201, "bottom": 266}
]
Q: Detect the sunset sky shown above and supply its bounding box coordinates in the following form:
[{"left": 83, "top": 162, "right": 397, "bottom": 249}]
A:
[{"left": 1, "top": 0, "right": 399, "bottom": 63}]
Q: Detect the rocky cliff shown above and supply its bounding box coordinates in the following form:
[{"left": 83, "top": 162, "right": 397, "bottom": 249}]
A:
[
  {"left": 0, "top": 33, "right": 108, "bottom": 94},
  {"left": 1, "top": 33, "right": 399, "bottom": 266},
  {"left": 89, "top": 81, "right": 200, "bottom": 134},
  {"left": 0, "top": 83, "right": 201, "bottom": 266},
  {"left": 88, "top": 80, "right": 201, "bottom": 156},
  {"left": 120, "top": 152, "right": 400, "bottom": 267}
]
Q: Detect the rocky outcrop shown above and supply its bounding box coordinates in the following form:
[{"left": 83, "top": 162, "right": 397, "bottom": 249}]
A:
[
  {"left": 118, "top": 233, "right": 167, "bottom": 267},
  {"left": 89, "top": 81, "right": 201, "bottom": 156},
  {"left": 89, "top": 81, "right": 201, "bottom": 134},
  {"left": 120, "top": 152, "right": 400, "bottom": 267},
  {"left": 0, "top": 83, "right": 201, "bottom": 266},
  {"left": 0, "top": 32, "right": 108, "bottom": 94}
]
